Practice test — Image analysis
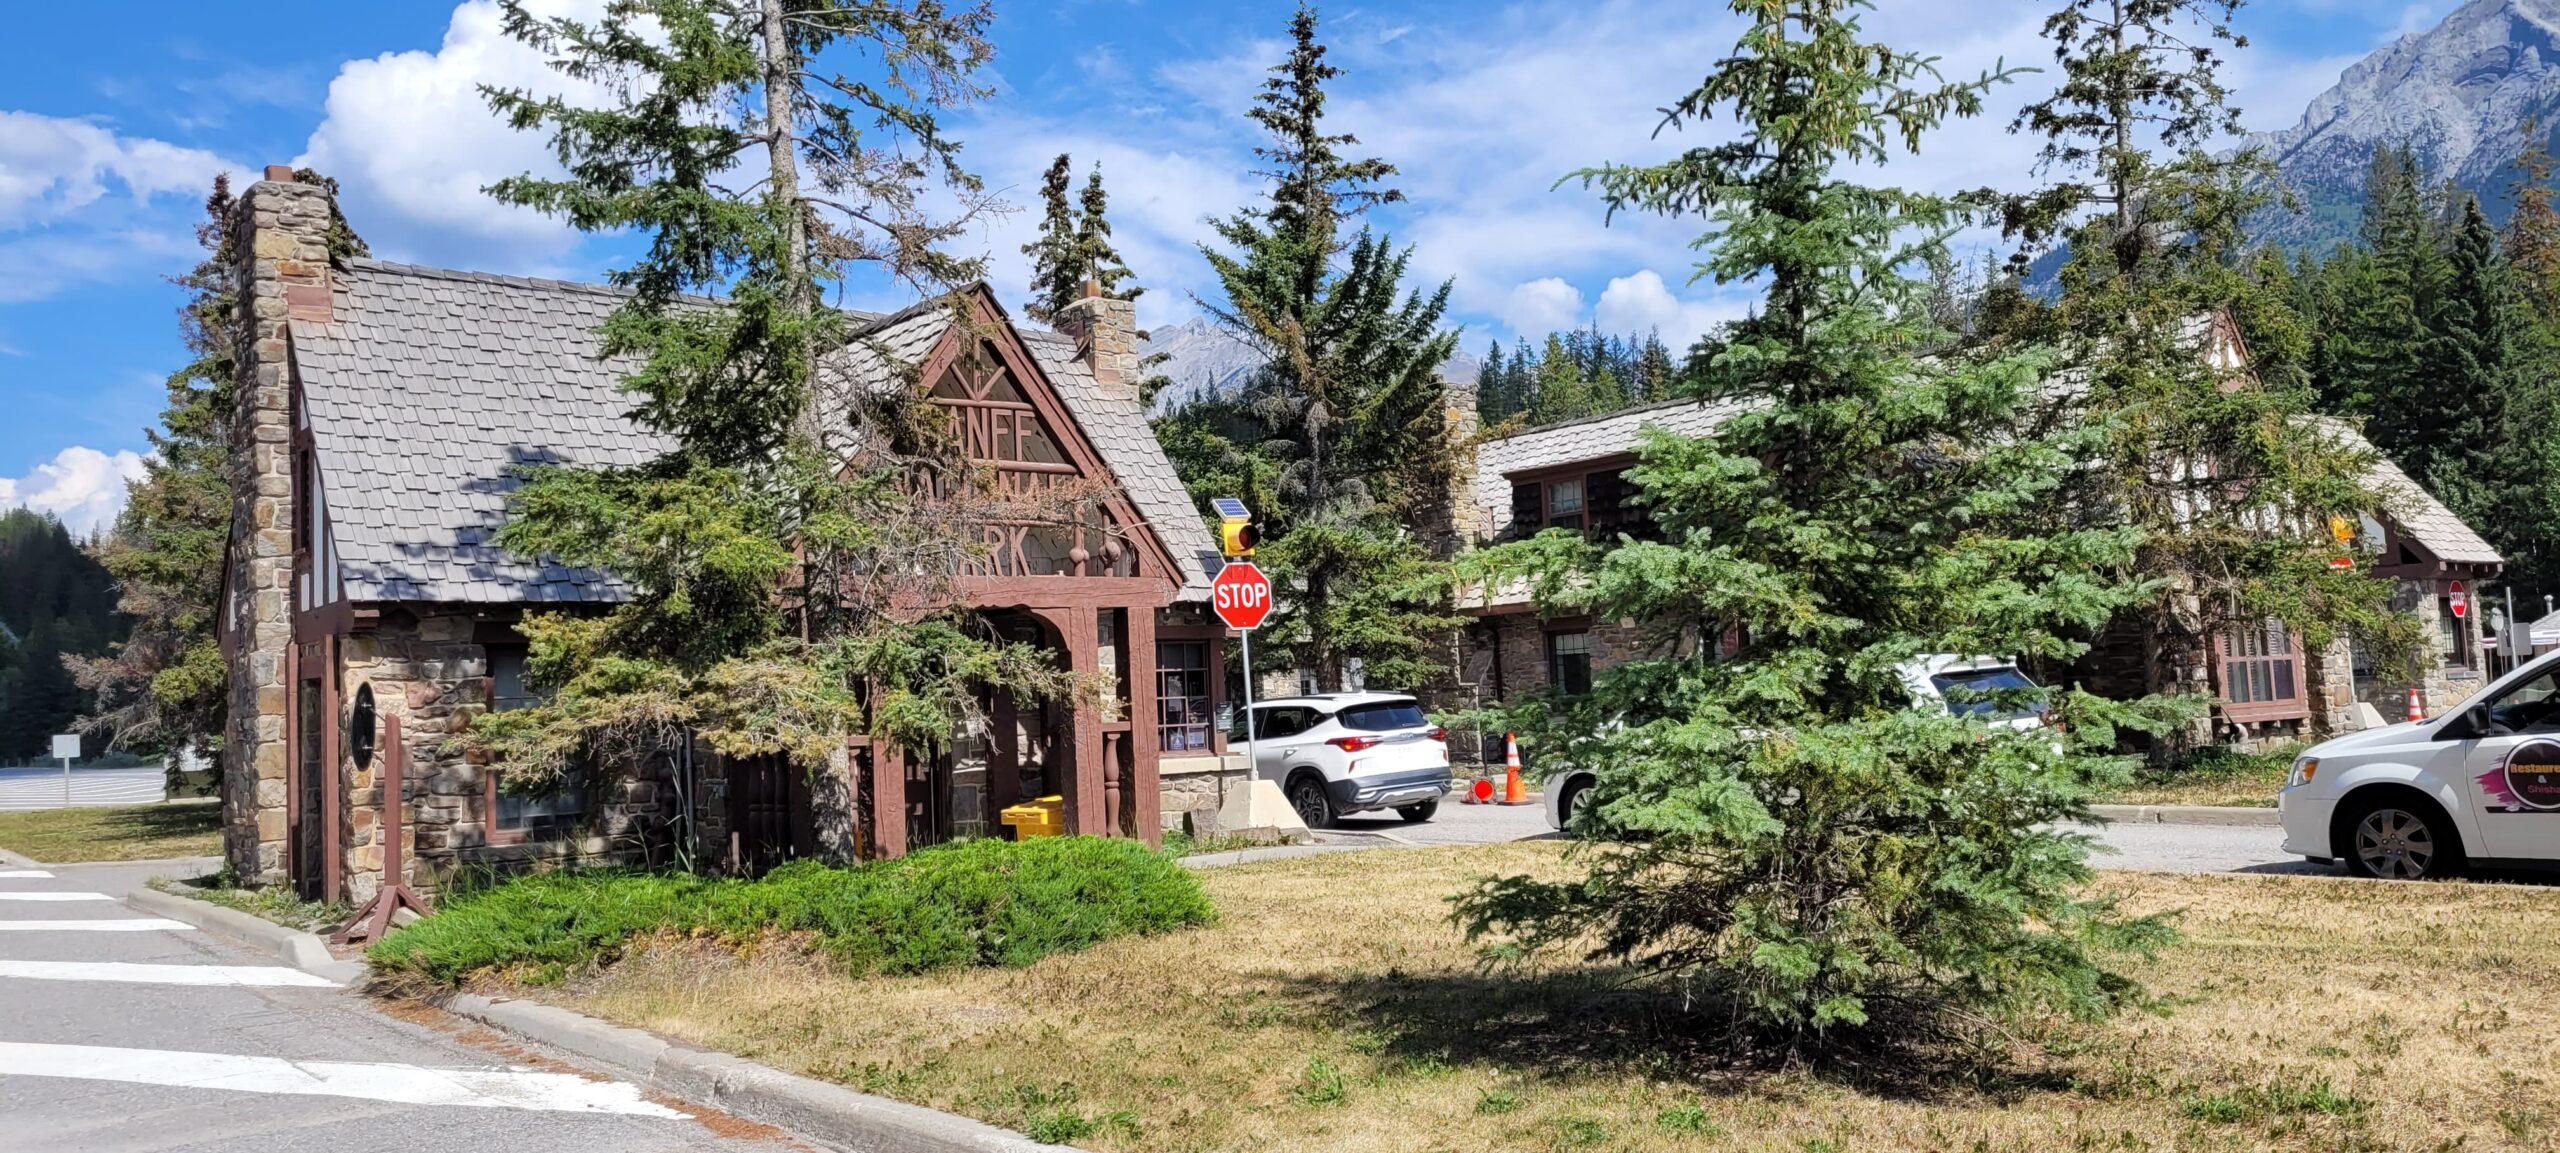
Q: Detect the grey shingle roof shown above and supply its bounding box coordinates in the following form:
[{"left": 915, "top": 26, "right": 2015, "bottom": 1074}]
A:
[
  {"left": 1018, "top": 329, "right": 1219, "bottom": 598},
  {"left": 1471, "top": 398, "right": 1751, "bottom": 539},
  {"left": 294, "top": 260, "right": 1213, "bottom": 604},
  {"left": 2313, "top": 419, "right": 2503, "bottom": 565},
  {"left": 293, "top": 259, "right": 680, "bottom": 603}
]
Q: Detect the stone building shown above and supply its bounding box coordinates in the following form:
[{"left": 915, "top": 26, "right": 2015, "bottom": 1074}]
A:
[
  {"left": 1446, "top": 325, "right": 2501, "bottom": 749},
  {"left": 215, "top": 169, "right": 1253, "bottom": 903}
]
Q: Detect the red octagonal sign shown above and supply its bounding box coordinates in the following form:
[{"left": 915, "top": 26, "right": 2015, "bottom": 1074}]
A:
[{"left": 1211, "top": 562, "right": 1273, "bottom": 631}]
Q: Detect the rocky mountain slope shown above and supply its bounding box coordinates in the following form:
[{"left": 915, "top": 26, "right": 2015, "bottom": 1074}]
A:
[
  {"left": 2253, "top": 0, "right": 2560, "bottom": 249},
  {"left": 1139, "top": 315, "right": 1479, "bottom": 414}
]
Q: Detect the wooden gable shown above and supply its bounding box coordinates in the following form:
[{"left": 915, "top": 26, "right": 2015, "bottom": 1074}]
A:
[{"left": 911, "top": 289, "right": 1184, "bottom": 598}]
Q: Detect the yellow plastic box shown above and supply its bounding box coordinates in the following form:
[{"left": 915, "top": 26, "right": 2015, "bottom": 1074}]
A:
[{"left": 1000, "top": 794, "right": 1068, "bottom": 839}]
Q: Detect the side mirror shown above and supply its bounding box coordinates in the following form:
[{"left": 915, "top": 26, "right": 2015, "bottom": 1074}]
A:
[{"left": 2439, "top": 705, "right": 2489, "bottom": 742}]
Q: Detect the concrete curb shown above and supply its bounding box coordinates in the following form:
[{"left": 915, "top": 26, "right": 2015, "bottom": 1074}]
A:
[
  {"left": 0, "top": 847, "right": 39, "bottom": 869},
  {"left": 122, "top": 886, "right": 366, "bottom": 984},
  {"left": 441, "top": 994, "right": 1083, "bottom": 1153},
  {"left": 2091, "top": 803, "right": 2281, "bottom": 827}
]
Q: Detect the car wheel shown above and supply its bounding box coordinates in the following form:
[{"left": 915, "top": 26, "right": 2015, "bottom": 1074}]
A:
[
  {"left": 1556, "top": 779, "right": 1589, "bottom": 829},
  {"left": 2342, "top": 799, "right": 2454, "bottom": 880},
  {"left": 1396, "top": 801, "right": 1438, "bottom": 823},
  {"left": 1288, "top": 776, "right": 1335, "bottom": 829}
]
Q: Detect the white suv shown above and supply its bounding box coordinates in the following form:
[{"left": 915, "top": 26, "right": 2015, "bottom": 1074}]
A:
[
  {"left": 2283, "top": 649, "right": 2560, "bottom": 879},
  {"left": 1232, "top": 693, "right": 1453, "bottom": 828}
]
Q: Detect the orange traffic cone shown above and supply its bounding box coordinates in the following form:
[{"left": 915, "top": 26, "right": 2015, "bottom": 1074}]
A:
[
  {"left": 2406, "top": 687, "right": 2426, "bottom": 723},
  {"left": 1499, "top": 733, "right": 1533, "bottom": 806}
]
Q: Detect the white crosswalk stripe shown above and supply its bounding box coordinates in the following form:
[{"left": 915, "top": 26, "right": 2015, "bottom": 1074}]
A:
[
  {"left": 0, "top": 959, "right": 337, "bottom": 987},
  {"left": 0, "top": 918, "right": 192, "bottom": 932},
  {"left": 0, "top": 869, "right": 54, "bottom": 878},
  {"left": 0, "top": 892, "right": 113, "bottom": 902},
  {"left": 0, "top": 1041, "right": 686, "bottom": 1117}
]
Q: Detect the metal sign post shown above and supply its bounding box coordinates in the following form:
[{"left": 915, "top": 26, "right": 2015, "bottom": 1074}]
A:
[
  {"left": 51, "top": 734, "right": 78, "bottom": 807},
  {"left": 1239, "top": 629, "right": 1258, "bottom": 776}
]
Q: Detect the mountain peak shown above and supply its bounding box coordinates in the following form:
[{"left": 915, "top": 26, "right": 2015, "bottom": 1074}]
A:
[{"left": 2251, "top": 0, "right": 2560, "bottom": 250}]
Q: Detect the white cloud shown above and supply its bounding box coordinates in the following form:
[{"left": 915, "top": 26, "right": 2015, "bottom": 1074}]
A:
[
  {"left": 0, "top": 446, "right": 149, "bottom": 536},
  {"left": 1501, "top": 277, "right": 1583, "bottom": 335},
  {"left": 0, "top": 111, "right": 242, "bottom": 302},
  {"left": 0, "top": 110, "right": 240, "bottom": 226},
  {"left": 1594, "top": 270, "right": 1742, "bottom": 349},
  {"left": 296, "top": 0, "right": 615, "bottom": 268}
]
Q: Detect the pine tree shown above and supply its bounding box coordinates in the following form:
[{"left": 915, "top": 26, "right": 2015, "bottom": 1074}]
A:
[
  {"left": 1176, "top": 1, "right": 1462, "bottom": 687},
  {"left": 1456, "top": 0, "right": 2169, "bottom": 1046},
  {"left": 2000, "top": 0, "right": 2415, "bottom": 743},
  {"left": 469, "top": 1, "right": 1077, "bottom": 786}
]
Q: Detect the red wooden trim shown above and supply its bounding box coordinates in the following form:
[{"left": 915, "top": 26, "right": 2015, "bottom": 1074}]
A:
[
  {"left": 1504, "top": 454, "right": 1640, "bottom": 486},
  {"left": 952, "top": 289, "right": 1190, "bottom": 588},
  {"left": 282, "top": 639, "right": 301, "bottom": 893},
  {"left": 1126, "top": 609, "right": 1161, "bottom": 847},
  {"left": 871, "top": 743, "right": 908, "bottom": 859},
  {"left": 319, "top": 633, "right": 342, "bottom": 905},
  {"left": 956, "top": 575, "right": 1176, "bottom": 609}
]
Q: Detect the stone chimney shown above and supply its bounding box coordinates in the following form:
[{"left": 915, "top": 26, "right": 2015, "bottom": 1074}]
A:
[
  {"left": 1053, "top": 278, "right": 1140, "bottom": 403},
  {"left": 219, "top": 166, "right": 339, "bottom": 885}
]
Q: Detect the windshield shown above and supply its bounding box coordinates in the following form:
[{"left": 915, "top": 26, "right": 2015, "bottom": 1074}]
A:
[
  {"left": 1335, "top": 700, "right": 1430, "bottom": 732},
  {"left": 1929, "top": 667, "right": 2046, "bottom": 721}
]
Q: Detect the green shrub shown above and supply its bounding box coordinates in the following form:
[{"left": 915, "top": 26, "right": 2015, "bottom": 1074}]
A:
[{"left": 370, "top": 836, "right": 1215, "bottom": 983}]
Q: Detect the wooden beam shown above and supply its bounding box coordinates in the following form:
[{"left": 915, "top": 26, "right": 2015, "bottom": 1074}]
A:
[{"left": 1126, "top": 609, "right": 1161, "bottom": 847}]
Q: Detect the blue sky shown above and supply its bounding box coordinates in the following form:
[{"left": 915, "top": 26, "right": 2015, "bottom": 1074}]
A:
[{"left": 0, "top": 0, "right": 2461, "bottom": 532}]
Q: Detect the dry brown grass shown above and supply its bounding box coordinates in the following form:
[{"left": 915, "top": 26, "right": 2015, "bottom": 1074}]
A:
[
  {"left": 507, "top": 843, "right": 2560, "bottom": 1152},
  {"left": 0, "top": 801, "right": 221, "bottom": 862}
]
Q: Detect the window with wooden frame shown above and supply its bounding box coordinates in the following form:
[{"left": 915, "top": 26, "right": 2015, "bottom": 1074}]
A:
[
  {"left": 1547, "top": 630, "right": 1595, "bottom": 695},
  {"left": 2440, "top": 592, "right": 2477, "bottom": 672},
  {"left": 1157, "top": 639, "right": 1215, "bottom": 753},
  {"left": 1508, "top": 462, "right": 1652, "bottom": 542},
  {"left": 2216, "top": 620, "right": 2304, "bottom": 721},
  {"left": 483, "top": 644, "right": 587, "bottom": 844}
]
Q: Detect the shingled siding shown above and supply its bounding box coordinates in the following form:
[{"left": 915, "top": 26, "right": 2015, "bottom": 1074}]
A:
[{"left": 340, "top": 609, "right": 676, "bottom": 903}]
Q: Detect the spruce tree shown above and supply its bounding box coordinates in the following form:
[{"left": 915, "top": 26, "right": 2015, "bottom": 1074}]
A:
[
  {"left": 1999, "top": 0, "right": 2415, "bottom": 742},
  {"left": 1177, "top": 1, "right": 1461, "bottom": 687},
  {"left": 2504, "top": 119, "right": 2560, "bottom": 325},
  {"left": 1456, "top": 0, "right": 2168, "bottom": 1046},
  {"left": 468, "top": 1, "right": 1077, "bottom": 787},
  {"left": 1022, "top": 154, "right": 1080, "bottom": 323}
]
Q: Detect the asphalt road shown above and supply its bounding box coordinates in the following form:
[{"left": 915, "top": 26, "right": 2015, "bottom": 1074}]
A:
[
  {"left": 0, "top": 859, "right": 812, "bottom": 1153},
  {"left": 1310, "top": 796, "right": 2328, "bottom": 876}
]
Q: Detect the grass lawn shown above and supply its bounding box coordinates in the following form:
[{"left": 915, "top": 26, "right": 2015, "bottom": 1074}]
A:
[
  {"left": 491, "top": 841, "right": 2560, "bottom": 1152},
  {"left": 2101, "top": 744, "right": 2298, "bottom": 808},
  {"left": 0, "top": 801, "right": 222, "bottom": 863}
]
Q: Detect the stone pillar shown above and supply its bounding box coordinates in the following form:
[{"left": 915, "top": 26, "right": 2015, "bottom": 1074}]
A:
[
  {"left": 221, "top": 167, "right": 336, "bottom": 884},
  {"left": 1053, "top": 280, "right": 1139, "bottom": 403}
]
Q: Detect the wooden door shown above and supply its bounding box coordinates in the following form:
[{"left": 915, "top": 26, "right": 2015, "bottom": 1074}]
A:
[{"left": 727, "top": 754, "right": 813, "bottom": 876}]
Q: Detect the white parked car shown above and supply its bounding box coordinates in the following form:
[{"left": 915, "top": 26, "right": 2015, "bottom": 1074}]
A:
[
  {"left": 1232, "top": 692, "right": 1453, "bottom": 828},
  {"left": 2282, "top": 649, "right": 2560, "bottom": 879},
  {"left": 1544, "top": 656, "right": 2050, "bottom": 830}
]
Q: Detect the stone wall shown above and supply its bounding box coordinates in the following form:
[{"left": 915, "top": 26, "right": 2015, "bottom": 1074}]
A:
[
  {"left": 339, "top": 609, "right": 675, "bottom": 903},
  {"left": 220, "top": 172, "right": 335, "bottom": 884}
]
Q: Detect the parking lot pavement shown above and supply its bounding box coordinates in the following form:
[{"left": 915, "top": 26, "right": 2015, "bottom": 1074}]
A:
[
  {"left": 1314, "top": 794, "right": 2360, "bottom": 879},
  {"left": 1319, "top": 795, "right": 1557, "bottom": 846},
  {"left": 0, "top": 861, "right": 810, "bottom": 1153}
]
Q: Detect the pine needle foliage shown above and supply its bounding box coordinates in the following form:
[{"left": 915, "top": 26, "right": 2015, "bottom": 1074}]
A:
[
  {"left": 1451, "top": 0, "right": 2176, "bottom": 1051},
  {"left": 467, "top": 0, "right": 1089, "bottom": 794},
  {"left": 1167, "top": 2, "right": 1463, "bottom": 689}
]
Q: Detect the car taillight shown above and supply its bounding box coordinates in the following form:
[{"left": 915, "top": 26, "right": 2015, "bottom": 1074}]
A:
[
  {"left": 1328, "top": 735, "right": 1381, "bottom": 752},
  {"left": 1426, "top": 726, "right": 1447, "bottom": 742}
]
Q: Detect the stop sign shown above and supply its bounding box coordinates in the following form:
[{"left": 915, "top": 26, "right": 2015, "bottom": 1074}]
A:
[
  {"left": 1211, "top": 562, "right": 1273, "bottom": 630},
  {"left": 2450, "top": 581, "right": 2469, "bottom": 619}
]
